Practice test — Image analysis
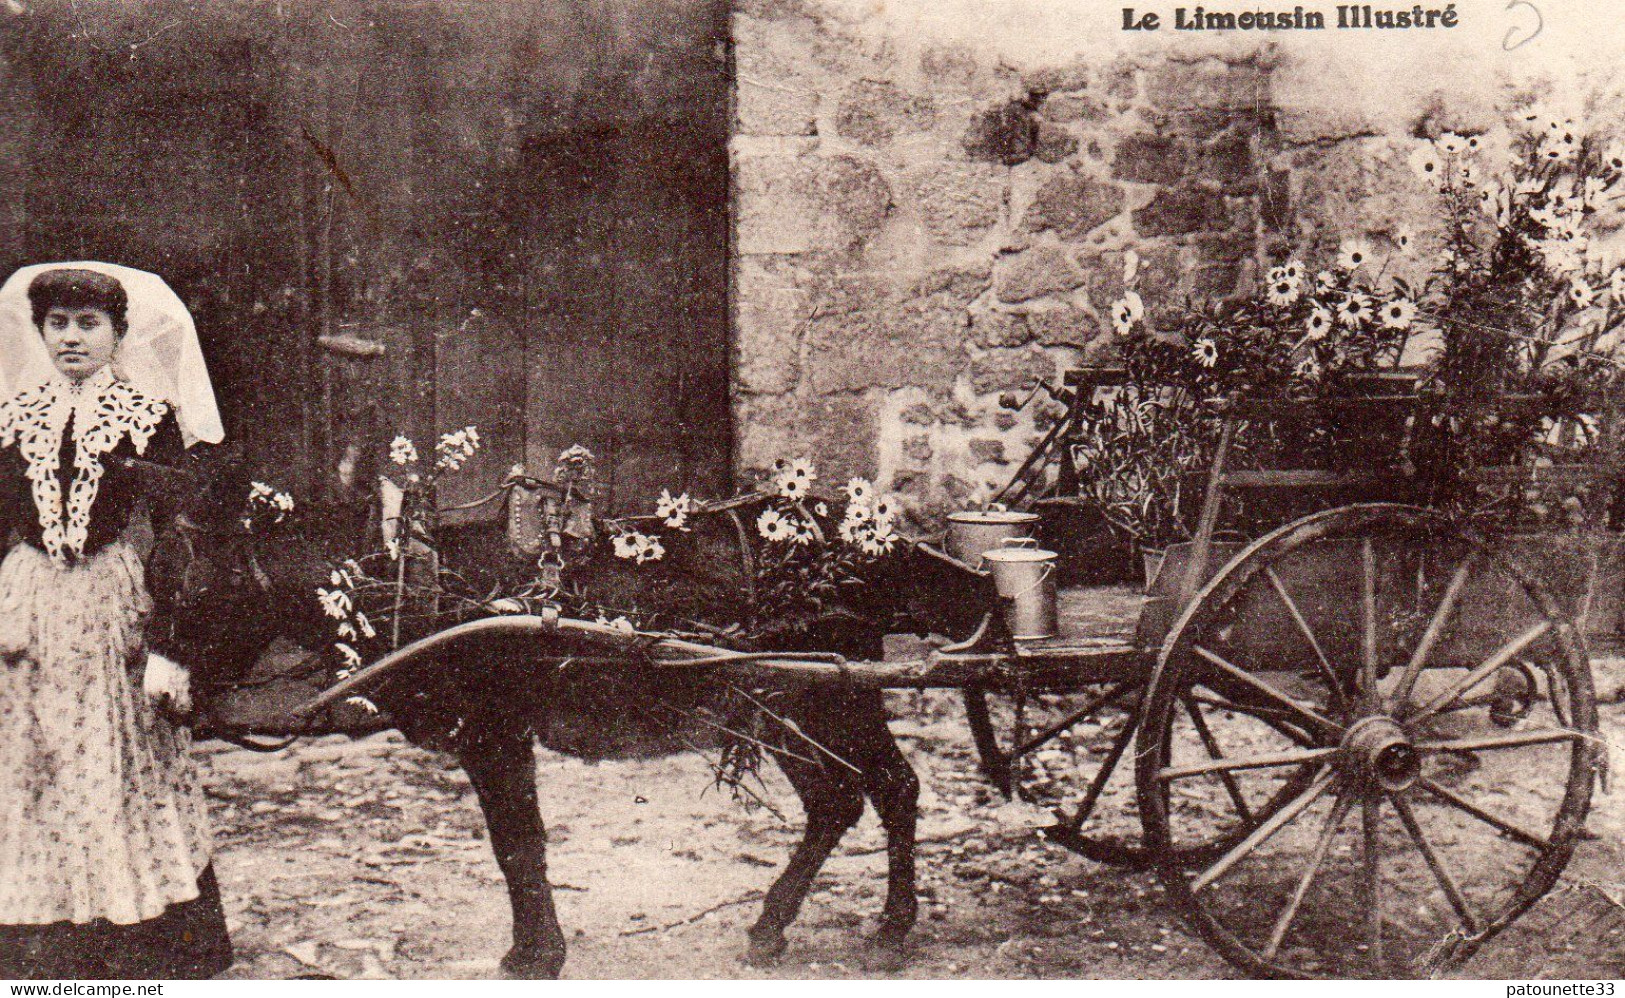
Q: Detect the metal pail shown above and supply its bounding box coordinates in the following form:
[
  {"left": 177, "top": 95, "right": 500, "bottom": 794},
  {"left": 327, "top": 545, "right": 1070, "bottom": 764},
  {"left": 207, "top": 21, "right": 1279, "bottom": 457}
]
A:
[
  {"left": 982, "top": 537, "right": 1059, "bottom": 640},
  {"left": 946, "top": 509, "right": 1041, "bottom": 567}
]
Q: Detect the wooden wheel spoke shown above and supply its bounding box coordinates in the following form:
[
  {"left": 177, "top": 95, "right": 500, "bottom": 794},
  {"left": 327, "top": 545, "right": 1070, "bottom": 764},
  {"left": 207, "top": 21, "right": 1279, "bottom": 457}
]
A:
[
  {"left": 1181, "top": 695, "right": 1256, "bottom": 821},
  {"left": 1363, "top": 796, "right": 1384, "bottom": 972},
  {"left": 1012, "top": 681, "right": 1137, "bottom": 758},
  {"left": 1390, "top": 558, "right": 1475, "bottom": 710},
  {"left": 1189, "top": 694, "right": 1320, "bottom": 748},
  {"left": 1193, "top": 645, "right": 1344, "bottom": 738},
  {"left": 1418, "top": 728, "right": 1581, "bottom": 754},
  {"left": 1262, "top": 792, "right": 1354, "bottom": 960},
  {"left": 1191, "top": 768, "right": 1335, "bottom": 892},
  {"left": 1264, "top": 567, "right": 1347, "bottom": 711},
  {"left": 1065, "top": 708, "right": 1138, "bottom": 832},
  {"left": 1415, "top": 777, "right": 1550, "bottom": 849},
  {"left": 1388, "top": 790, "right": 1480, "bottom": 934},
  {"left": 1411, "top": 621, "right": 1553, "bottom": 722},
  {"left": 1361, "top": 538, "right": 1379, "bottom": 714},
  {"left": 1157, "top": 745, "right": 1338, "bottom": 783}
]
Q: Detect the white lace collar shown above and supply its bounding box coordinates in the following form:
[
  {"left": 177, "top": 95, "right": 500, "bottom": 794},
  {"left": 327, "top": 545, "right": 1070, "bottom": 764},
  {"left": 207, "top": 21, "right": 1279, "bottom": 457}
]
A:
[{"left": 0, "top": 368, "right": 169, "bottom": 564}]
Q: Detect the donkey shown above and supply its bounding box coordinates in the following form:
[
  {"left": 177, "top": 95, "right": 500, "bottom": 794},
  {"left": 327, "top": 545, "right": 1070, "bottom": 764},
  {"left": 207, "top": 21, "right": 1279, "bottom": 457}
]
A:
[{"left": 150, "top": 465, "right": 988, "bottom": 978}]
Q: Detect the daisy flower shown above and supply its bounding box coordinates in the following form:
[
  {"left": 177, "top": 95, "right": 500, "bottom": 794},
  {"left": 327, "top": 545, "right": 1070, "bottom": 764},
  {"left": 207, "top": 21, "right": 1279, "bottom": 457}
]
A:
[
  {"left": 773, "top": 459, "right": 816, "bottom": 499},
  {"left": 788, "top": 517, "right": 816, "bottom": 547},
  {"left": 634, "top": 534, "right": 665, "bottom": 564},
  {"left": 1337, "top": 239, "right": 1374, "bottom": 272},
  {"left": 1409, "top": 144, "right": 1443, "bottom": 184},
  {"left": 1110, "top": 291, "right": 1145, "bottom": 335},
  {"left": 336, "top": 643, "right": 363, "bottom": 670},
  {"left": 612, "top": 531, "right": 641, "bottom": 560},
  {"left": 1569, "top": 278, "right": 1597, "bottom": 309},
  {"left": 870, "top": 493, "right": 901, "bottom": 525},
  {"left": 1335, "top": 294, "right": 1373, "bottom": 327},
  {"left": 1305, "top": 307, "right": 1333, "bottom": 340},
  {"left": 1192, "top": 337, "right": 1219, "bottom": 368},
  {"left": 1605, "top": 146, "right": 1625, "bottom": 174},
  {"left": 842, "top": 477, "right": 874, "bottom": 506},
  {"left": 1436, "top": 133, "right": 1466, "bottom": 155},
  {"left": 1379, "top": 299, "right": 1417, "bottom": 330},
  {"left": 655, "top": 489, "right": 692, "bottom": 530},
  {"left": 1265, "top": 277, "right": 1301, "bottom": 306},
  {"left": 757, "top": 508, "right": 792, "bottom": 543},
  {"left": 1391, "top": 225, "right": 1416, "bottom": 256},
  {"left": 1295, "top": 356, "right": 1322, "bottom": 380},
  {"left": 1315, "top": 270, "right": 1337, "bottom": 292}
]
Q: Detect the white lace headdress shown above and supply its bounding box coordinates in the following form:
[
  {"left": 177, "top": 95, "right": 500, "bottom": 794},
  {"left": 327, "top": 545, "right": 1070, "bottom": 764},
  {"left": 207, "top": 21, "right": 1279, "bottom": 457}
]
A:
[{"left": 0, "top": 261, "right": 224, "bottom": 447}]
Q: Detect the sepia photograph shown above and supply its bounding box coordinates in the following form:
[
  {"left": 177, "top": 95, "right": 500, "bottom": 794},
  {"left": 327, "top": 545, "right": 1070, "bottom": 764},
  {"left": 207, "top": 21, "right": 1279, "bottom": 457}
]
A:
[{"left": 0, "top": 0, "right": 1622, "bottom": 982}]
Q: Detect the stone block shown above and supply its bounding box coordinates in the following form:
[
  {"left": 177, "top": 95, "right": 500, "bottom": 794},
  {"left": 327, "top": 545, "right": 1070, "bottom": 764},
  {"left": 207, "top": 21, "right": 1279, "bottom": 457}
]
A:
[
  {"left": 1021, "top": 172, "right": 1125, "bottom": 241},
  {"left": 919, "top": 43, "right": 979, "bottom": 88},
  {"left": 907, "top": 163, "right": 1006, "bottom": 246},
  {"left": 805, "top": 266, "right": 987, "bottom": 393},
  {"left": 1113, "top": 133, "right": 1187, "bottom": 185},
  {"left": 735, "top": 390, "right": 879, "bottom": 485},
  {"left": 835, "top": 79, "right": 935, "bottom": 147},
  {"left": 1261, "top": 169, "right": 1292, "bottom": 231},
  {"left": 968, "top": 347, "right": 1055, "bottom": 395},
  {"left": 1034, "top": 123, "right": 1079, "bottom": 164},
  {"left": 733, "top": 24, "right": 819, "bottom": 136},
  {"left": 1027, "top": 305, "right": 1100, "bottom": 348},
  {"left": 1041, "top": 92, "right": 1107, "bottom": 124},
  {"left": 970, "top": 308, "right": 1032, "bottom": 348},
  {"left": 1133, "top": 186, "right": 1230, "bottom": 237},
  {"left": 1146, "top": 58, "right": 1268, "bottom": 113},
  {"left": 995, "top": 245, "right": 1086, "bottom": 303},
  {"left": 903, "top": 435, "right": 933, "bottom": 462},
  {"left": 963, "top": 98, "right": 1040, "bottom": 166},
  {"left": 735, "top": 257, "right": 811, "bottom": 394},
  {"left": 968, "top": 438, "right": 1007, "bottom": 464},
  {"left": 1201, "top": 133, "right": 1255, "bottom": 190},
  {"left": 736, "top": 151, "right": 893, "bottom": 255}
]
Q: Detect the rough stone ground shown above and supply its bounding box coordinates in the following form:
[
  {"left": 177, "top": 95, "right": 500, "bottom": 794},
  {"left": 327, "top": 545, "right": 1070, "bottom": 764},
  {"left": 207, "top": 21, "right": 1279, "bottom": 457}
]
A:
[{"left": 204, "top": 690, "right": 1625, "bottom": 981}]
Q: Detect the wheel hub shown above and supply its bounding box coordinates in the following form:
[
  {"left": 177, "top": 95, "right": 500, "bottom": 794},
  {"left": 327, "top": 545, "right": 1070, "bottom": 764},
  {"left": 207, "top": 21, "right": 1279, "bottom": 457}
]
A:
[{"left": 1339, "top": 716, "right": 1419, "bottom": 792}]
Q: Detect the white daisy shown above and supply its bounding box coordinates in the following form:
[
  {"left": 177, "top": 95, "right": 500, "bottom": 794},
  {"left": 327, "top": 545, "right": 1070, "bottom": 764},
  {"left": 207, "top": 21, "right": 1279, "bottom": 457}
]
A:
[
  {"left": 1335, "top": 294, "right": 1373, "bottom": 327},
  {"left": 1192, "top": 337, "right": 1219, "bottom": 368},
  {"left": 1569, "top": 278, "right": 1598, "bottom": 309},
  {"left": 1409, "top": 144, "right": 1443, "bottom": 184},
  {"left": 1337, "top": 239, "right": 1375, "bottom": 272},
  {"left": 655, "top": 489, "right": 692, "bottom": 531},
  {"left": 1265, "top": 277, "right": 1301, "bottom": 306},
  {"left": 1392, "top": 226, "right": 1416, "bottom": 256},
  {"left": 757, "top": 508, "right": 792, "bottom": 542},
  {"left": 1305, "top": 307, "right": 1333, "bottom": 340},
  {"left": 1379, "top": 299, "right": 1417, "bottom": 330}
]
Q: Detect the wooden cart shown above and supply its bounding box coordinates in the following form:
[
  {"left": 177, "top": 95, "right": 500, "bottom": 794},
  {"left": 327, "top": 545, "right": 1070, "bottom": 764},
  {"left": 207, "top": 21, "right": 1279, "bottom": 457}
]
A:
[{"left": 309, "top": 386, "right": 1612, "bottom": 980}]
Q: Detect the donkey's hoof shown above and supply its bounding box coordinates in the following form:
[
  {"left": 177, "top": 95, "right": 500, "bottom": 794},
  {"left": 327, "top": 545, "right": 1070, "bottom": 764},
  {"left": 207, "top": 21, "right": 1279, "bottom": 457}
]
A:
[
  {"left": 500, "top": 946, "right": 565, "bottom": 980},
  {"left": 860, "top": 933, "right": 912, "bottom": 973},
  {"left": 743, "top": 933, "right": 787, "bottom": 969}
]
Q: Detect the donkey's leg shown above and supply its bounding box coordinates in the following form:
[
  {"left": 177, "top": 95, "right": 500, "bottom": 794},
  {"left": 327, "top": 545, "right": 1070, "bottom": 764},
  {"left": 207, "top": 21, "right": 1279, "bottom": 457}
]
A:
[
  {"left": 852, "top": 695, "right": 920, "bottom": 951},
  {"left": 744, "top": 752, "right": 865, "bottom": 967},
  {"left": 459, "top": 723, "right": 567, "bottom": 979}
]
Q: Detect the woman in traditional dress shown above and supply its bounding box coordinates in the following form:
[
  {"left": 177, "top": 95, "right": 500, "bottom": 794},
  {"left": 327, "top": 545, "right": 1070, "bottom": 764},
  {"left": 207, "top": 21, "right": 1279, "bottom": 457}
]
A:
[{"left": 0, "top": 264, "right": 230, "bottom": 979}]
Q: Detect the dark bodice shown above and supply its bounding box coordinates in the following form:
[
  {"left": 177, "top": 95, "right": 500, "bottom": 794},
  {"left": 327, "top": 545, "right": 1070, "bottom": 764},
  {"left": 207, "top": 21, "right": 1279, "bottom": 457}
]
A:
[{"left": 0, "top": 408, "right": 185, "bottom": 558}]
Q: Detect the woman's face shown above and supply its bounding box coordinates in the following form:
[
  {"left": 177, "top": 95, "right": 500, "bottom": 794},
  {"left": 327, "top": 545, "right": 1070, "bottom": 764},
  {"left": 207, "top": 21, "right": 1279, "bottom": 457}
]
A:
[{"left": 41, "top": 306, "right": 118, "bottom": 382}]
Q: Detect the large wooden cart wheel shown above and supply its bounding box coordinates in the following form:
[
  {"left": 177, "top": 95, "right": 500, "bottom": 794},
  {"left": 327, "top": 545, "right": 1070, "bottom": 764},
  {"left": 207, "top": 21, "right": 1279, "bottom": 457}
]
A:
[{"left": 1134, "top": 504, "right": 1600, "bottom": 978}]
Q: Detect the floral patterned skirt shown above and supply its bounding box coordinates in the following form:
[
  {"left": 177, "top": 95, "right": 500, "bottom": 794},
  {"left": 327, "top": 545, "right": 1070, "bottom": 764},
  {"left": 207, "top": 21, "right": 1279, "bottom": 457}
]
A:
[{"left": 0, "top": 540, "right": 214, "bottom": 931}]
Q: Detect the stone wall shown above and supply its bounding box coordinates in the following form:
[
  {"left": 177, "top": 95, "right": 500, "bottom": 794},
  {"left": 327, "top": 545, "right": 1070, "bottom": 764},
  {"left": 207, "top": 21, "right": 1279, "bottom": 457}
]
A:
[{"left": 730, "top": 0, "right": 1623, "bottom": 521}]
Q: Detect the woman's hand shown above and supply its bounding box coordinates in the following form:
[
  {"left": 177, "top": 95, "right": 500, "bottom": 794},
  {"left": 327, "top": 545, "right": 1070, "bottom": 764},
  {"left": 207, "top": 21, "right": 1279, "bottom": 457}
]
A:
[{"left": 143, "top": 651, "right": 193, "bottom": 722}]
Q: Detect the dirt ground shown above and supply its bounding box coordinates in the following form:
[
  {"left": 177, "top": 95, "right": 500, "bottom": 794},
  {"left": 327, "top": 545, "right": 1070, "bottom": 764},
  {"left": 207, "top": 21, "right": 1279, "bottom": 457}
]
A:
[{"left": 202, "top": 683, "right": 1625, "bottom": 981}]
